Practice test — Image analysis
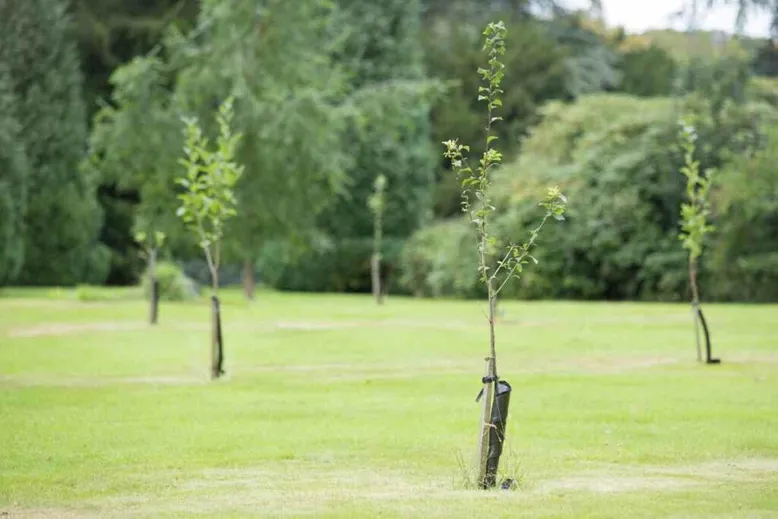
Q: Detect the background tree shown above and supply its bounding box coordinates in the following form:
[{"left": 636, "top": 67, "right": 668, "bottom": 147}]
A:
[
  {"left": 617, "top": 44, "right": 678, "bottom": 97},
  {"left": 261, "top": 0, "right": 437, "bottom": 294},
  {"left": 88, "top": 55, "right": 186, "bottom": 285},
  {"left": 688, "top": 0, "right": 778, "bottom": 37},
  {"left": 368, "top": 175, "right": 388, "bottom": 304},
  {"left": 169, "top": 0, "right": 351, "bottom": 300},
  {"left": 0, "top": 0, "right": 107, "bottom": 286},
  {"left": 70, "top": 0, "right": 199, "bottom": 116},
  {"left": 133, "top": 228, "right": 166, "bottom": 325},
  {"left": 176, "top": 98, "right": 244, "bottom": 380},
  {"left": 752, "top": 39, "right": 778, "bottom": 76},
  {"left": 711, "top": 122, "right": 778, "bottom": 301},
  {"left": 71, "top": 0, "right": 199, "bottom": 286},
  {"left": 0, "top": 67, "right": 29, "bottom": 285}
]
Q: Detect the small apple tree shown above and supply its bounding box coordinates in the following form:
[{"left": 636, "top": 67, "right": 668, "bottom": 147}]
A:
[
  {"left": 133, "top": 227, "right": 166, "bottom": 325},
  {"left": 443, "top": 21, "right": 567, "bottom": 489},
  {"left": 678, "top": 120, "right": 718, "bottom": 364},
  {"left": 176, "top": 97, "right": 244, "bottom": 379}
]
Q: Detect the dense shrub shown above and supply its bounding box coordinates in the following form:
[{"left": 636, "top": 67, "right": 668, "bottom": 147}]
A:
[
  {"left": 142, "top": 261, "right": 198, "bottom": 301},
  {"left": 709, "top": 124, "right": 778, "bottom": 301},
  {"left": 399, "top": 93, "right": 778, "bottom": 301},
  {"left": 618, "top": 44, "right": 676, "bottom": 97},
  {"left": 262, "top": 237, "right": 406, "bottom": 294}
]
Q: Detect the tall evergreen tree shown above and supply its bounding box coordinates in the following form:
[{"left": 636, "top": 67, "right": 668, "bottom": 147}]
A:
[
  {"left": 0, "top": 67, "right": 29, "bottom": 285},
  {"left": 0, "top": 0, "right": 106, "bottom": 285}
]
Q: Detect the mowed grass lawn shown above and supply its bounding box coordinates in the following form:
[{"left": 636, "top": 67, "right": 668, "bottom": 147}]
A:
[{"left": 0, "top": 288, "right": 776, "bottom": 518}]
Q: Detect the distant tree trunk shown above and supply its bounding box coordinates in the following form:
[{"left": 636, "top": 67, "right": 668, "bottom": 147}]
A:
[
  {"left": 148, "top": 247, "right": 159, "bottom": 326},
  {"left": 371, "top": 252, "right": 383, "bottom": 305},
  {"left": 243, "top": 258, "right": 255, "bottom": 300}
]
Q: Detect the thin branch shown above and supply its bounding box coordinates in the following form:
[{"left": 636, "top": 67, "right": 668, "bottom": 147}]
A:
[{"left": 494, "top": 214, "right": 552, "bottom": 296}]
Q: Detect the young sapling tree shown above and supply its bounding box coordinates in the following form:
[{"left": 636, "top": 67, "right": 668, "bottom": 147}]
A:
[
  {"left": 678, "top": 120, "right": 719, "bottom": 364},
  {"left": 133, "top": 228, "right": 166, "bottom": 325},
  {"left": 368, "top": 174, "right": 388, "bottom": 305},
  {"left": 443, "top": 21, "right": 567, "bottom": 489},
  {"left": 176, "top": 97, "right": 244, "bottom": 379}
]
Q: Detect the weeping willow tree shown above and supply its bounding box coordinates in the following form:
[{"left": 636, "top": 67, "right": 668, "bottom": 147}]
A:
[{"left": 170, "top": 0, "right": 351, "bottom": 299}]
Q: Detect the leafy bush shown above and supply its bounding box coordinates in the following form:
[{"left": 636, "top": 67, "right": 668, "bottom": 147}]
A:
[
  {"left": 709, "top": 123, "right": 778, "bottom": 301},
  {"left": 400, "top": 93, "right": 778, "bottom": 301},
  {"left": 749, "top": 77, "right": 778, "bottom": 108},
  {"left": 399, "top": 220, "right": 481, "bottom": 298},
  {"left": 262, "top": 237, "right": 406, "bottom": 294},
  {"left": 142, "top": 261, "right": 198, "bottom": 301}
]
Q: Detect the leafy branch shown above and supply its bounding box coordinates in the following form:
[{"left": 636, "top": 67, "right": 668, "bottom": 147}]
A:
[
  {"left": 133, "top": 229, "right": 167, "bottom": 261},
  {"left": 175, "top": 96, "right": 244, "bottom": 293},
  {"left": 678, "top": 118, "right": 716, "bottom": 364},
  {"left": 678, "top": 120, "right": 715, "bottom": 268}
]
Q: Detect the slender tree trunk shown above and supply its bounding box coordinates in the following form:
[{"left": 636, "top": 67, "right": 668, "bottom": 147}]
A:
[
  {"left": 487, "top": 283, "right": 497, "bottom": 374},
  {"left": 689, "top": 258, "right": 702, "bottom": 363},
  {"left": 148, "top": 248, "right": 159, "bottom": 326},
  {"left": 210, "top": 266, "right": 224, "bottom": 379},
  {"left": 371, "top": 253, "right": 382, "bottom": 305},
  {"left": 243, "top": 258, "right": 255, "bottom": 301}
]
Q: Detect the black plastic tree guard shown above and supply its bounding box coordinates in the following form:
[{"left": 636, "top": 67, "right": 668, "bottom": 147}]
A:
[
  {"left": 482, "top": 379, "right": 512, "bottom": 489},
  {"left": 697, "top": 307, "right": 720, "bottom": 364},
  {"left": 212, "top": 295, "right": 225, "bottom": 377}
]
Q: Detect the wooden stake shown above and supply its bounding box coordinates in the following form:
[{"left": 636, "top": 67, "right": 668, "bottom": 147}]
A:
[
  {"left": 476, "top": 357, "right": 494, "bottom": 488},
  {"left": 211, "top": 296, "right": 224, "bottom": 379},
  {"left": 371, "top": 253, "right": 383, "bottom": 305}
]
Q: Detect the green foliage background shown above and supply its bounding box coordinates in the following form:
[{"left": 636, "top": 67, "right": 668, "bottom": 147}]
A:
[
  {"left": 400, "top": 93, "right": 778, "bottom": 301},
  {"left": 1, "top": 0, "right": 777, "bottom": 302}
]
